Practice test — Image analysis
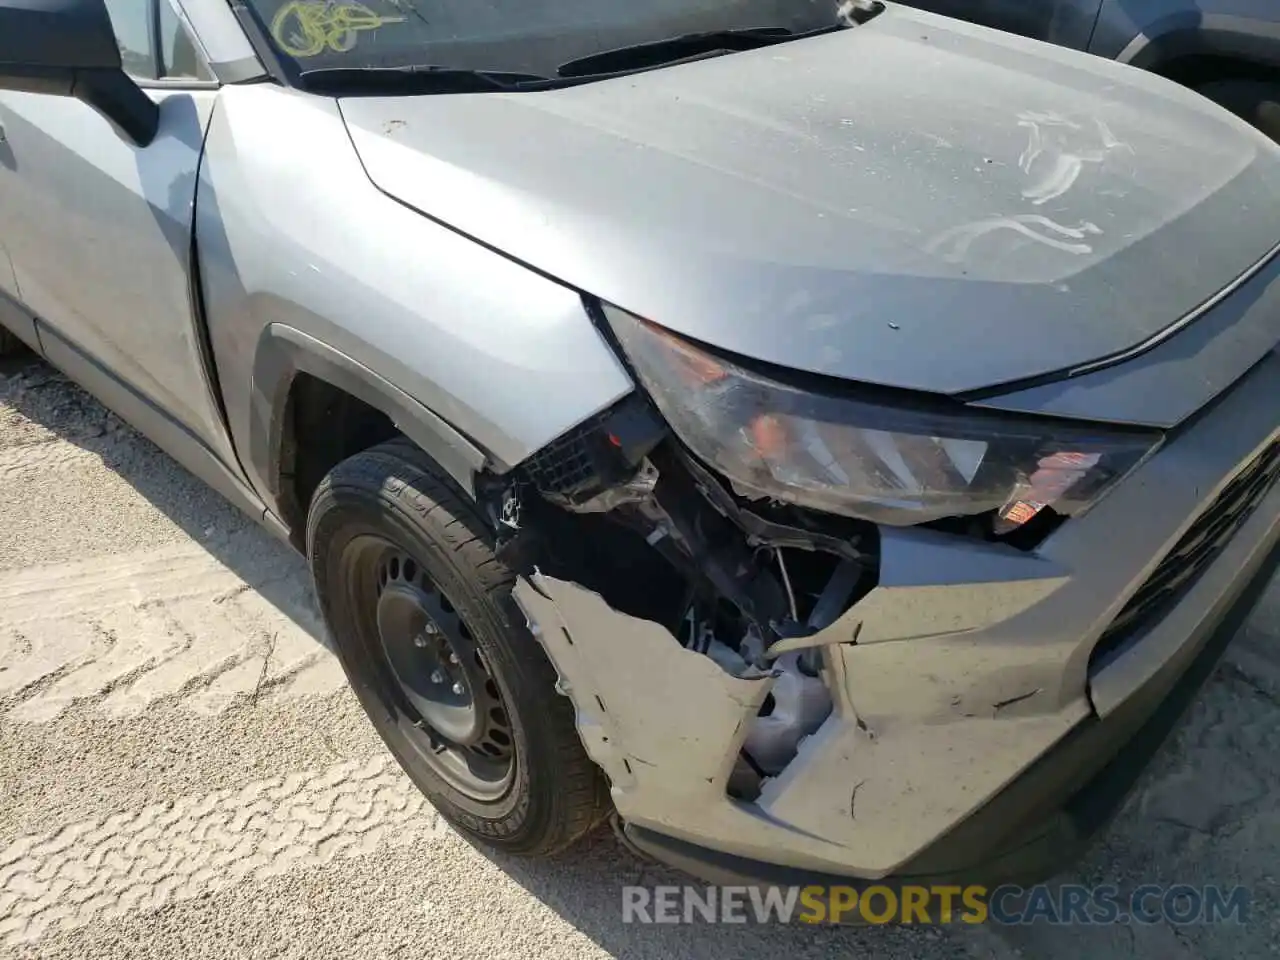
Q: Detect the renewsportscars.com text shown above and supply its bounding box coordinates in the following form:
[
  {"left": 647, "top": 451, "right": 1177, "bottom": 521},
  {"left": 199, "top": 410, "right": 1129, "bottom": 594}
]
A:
[{"left": 621, "top": 883, "right": 1250, "bottom": 925}]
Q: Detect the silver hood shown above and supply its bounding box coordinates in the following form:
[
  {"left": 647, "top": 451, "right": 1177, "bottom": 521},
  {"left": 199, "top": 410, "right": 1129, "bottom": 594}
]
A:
[{"left": 340, "top": 6, "right": 1280, "bottom": 395}]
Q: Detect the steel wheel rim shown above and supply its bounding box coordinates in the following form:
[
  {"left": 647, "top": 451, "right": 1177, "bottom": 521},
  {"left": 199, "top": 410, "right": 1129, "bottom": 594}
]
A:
[{"left": 343, "top": 535, "right": 515, "bottom": 801}]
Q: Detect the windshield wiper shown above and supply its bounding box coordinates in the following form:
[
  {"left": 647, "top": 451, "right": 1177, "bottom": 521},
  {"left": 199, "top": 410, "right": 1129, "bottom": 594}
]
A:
[
  {"left": 298, "top": 65, "right": 558, "bottom": 96},
  {"left": 298, "top": 3, "right": 886, "bottom": 94},
  {"left": 557, "top": 23, "right": 849, "bottom": 78}
]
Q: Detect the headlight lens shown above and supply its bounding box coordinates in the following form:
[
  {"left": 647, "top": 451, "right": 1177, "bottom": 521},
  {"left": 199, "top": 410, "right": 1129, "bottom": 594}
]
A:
[{"left": 605, "top": 306, "right": 1161, "bottom": 530}]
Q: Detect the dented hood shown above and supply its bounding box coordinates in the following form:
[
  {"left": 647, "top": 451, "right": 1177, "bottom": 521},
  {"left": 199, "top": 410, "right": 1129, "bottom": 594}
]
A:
[{"left": 340, "top": 7, "right": 1280, "bottom": 395}]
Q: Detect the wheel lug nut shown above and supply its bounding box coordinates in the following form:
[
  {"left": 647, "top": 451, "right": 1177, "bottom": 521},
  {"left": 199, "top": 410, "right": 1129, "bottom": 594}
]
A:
[
  {"left": 423, "top": 622, "right": 439, "bottom": 636},
  {"left": 431, "top": 670, "right": 445, "bottom": 684},
  {"left": 413, "top": 635, "right": 428, "bottom": 648},
  {"left": 448, "top": 652, "right": 459, "bottom": 664},
  {"left": 452, "top": 682, "right": 465, "bottom": 696}
]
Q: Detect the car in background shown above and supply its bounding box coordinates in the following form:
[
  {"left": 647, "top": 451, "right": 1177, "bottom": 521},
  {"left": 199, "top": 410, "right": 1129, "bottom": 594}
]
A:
[{"left": 901, "top": 0, "right": 1280, "bottom": 139}]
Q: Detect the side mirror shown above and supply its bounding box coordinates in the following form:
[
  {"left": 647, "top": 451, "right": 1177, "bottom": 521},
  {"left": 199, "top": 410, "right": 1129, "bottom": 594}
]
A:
[{"left": 0, "top": 0, "right": 160, "bottom": 146}]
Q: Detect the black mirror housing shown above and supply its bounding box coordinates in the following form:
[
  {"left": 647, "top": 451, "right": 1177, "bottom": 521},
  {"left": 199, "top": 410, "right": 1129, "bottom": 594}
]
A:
[
  {"left": 0, "top": 0, "right": 160, "bottom": 146},
  {"left": 0, "top": 0, "right": 123, "bottom": 73}
]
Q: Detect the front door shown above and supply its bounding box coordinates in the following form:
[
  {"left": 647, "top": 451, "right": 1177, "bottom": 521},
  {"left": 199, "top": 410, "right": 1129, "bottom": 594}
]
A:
[{"left": 0, "top": 0, "right": 238, "bottom": 466}]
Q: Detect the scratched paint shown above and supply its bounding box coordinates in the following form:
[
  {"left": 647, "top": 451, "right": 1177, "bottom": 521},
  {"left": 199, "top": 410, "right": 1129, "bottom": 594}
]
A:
[
  {"left": 925, "top": 110, "right": 1131, "bottom": 264},
  {"left": 926, "top": 215, "right": 1103, "bottom": 262},
  {"left": 270, "top": 0, "right": 406, "bottom": 58},
  {"left": 1017, "top": 111, "right": 1133, "bottom": 206}
]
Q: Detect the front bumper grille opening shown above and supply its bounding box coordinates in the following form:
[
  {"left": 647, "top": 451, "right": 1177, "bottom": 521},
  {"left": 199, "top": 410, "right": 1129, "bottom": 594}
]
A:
[{"left": 1089, "top": 437, "right": 1280, "bottom": 673}]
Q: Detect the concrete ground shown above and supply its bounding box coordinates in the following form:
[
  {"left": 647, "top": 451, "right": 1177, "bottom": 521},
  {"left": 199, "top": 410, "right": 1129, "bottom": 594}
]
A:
[{"left": 1, "top": 351, "right": 1277, "bottom": 959}]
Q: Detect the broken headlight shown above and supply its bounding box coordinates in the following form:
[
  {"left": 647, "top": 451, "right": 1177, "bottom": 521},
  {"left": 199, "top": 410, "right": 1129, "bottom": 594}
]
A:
[{"left": 604, "top": 305, "right": 1160, "bottom": 530}]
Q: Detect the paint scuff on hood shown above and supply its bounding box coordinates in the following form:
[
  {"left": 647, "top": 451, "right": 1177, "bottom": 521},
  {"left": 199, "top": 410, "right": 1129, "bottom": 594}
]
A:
[{"left": 340, "top": 5, "right": 1280, "bottom": 394}]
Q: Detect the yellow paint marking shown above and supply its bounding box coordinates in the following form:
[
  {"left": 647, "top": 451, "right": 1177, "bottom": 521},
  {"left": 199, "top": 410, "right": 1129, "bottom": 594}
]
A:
[{"left": 271, "top": 0, "right": 406, "bottom": 58}]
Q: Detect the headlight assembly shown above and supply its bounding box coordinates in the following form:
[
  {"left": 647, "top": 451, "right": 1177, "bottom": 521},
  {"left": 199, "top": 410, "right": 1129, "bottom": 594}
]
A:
[{"left": 604, "top": 305, "right": 1161, "bottom": 531}]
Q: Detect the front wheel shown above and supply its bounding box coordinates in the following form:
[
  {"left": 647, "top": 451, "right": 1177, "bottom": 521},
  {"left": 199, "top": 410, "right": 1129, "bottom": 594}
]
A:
[
  {"left": 306, "top": 439, "right": 610, "bottom": 856},
  {"left": 0, "top": 326, "right": 23, "bottom": 357},
  {"left": 1196, "top": 79, "right": 1280, "bottom": 142}
]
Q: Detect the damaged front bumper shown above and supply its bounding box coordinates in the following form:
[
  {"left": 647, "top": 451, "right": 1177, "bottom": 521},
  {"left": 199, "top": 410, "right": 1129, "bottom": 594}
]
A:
[{"left": 513, "top": 351, "right": 1280, "bottom": 887}]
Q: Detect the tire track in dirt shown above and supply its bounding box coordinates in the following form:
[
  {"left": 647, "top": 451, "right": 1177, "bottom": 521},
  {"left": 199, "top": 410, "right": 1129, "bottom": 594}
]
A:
[
  {"left": 0, "top": 545, "right": 347, "bottom": 722},
  {"left": 0, "top": 756, "right": 448, "bottom": 947}
]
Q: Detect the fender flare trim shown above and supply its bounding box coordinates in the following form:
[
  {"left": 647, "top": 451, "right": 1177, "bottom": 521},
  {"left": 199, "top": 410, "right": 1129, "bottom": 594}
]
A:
[{"left": 250, "top": 323, "right": 488, "bottom": 528}]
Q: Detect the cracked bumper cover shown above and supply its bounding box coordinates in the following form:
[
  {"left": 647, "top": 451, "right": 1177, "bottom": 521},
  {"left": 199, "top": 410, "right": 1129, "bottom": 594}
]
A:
[{"left": 513, "top": 353, "right": 1280, "bottom": 884}]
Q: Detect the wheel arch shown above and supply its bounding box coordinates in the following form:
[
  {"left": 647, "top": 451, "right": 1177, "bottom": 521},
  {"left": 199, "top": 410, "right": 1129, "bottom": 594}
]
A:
[
  {"left": 1106, "top": 11, "right": 1280, "bottom": 77},
  {"left": 250, "top": 323, "right": 490, "bottom": 547}
]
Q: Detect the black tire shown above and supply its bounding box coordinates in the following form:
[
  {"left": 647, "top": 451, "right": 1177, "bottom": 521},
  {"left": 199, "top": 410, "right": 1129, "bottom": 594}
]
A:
[
  {"left": 306, "top": 438, "right": 611, "bottom": 856},
  {"left": 0, "top": 325, "right": 23, "bottom": 357},
  {"left": 1196, "top": 79, "right": 1280, "bottom": 142}
]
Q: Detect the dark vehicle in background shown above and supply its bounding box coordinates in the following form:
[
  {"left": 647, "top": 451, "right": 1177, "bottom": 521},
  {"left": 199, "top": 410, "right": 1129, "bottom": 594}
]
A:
[{"left": 902, "top": 0, "right": 1280, "bottom": 138}]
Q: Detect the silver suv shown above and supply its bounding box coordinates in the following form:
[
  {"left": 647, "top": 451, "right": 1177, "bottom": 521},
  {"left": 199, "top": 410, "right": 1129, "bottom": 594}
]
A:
[
  {"left": 0, "top": 0, "right": 1278, "bottom": 890},
  {"left": 903, "top": 0, "right": 1280, "bottom": 139}
]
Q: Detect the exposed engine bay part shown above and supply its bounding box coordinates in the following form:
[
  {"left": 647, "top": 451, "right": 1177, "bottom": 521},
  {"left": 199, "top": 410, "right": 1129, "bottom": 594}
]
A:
[
  {"left": 766, "top": 528, "right": 1071, "bottom": 656},
  {"left": 485, "top": 394, "right": 877, "bottom": 780},
  {"left": 678, "top": 450, "right": 870, "bottom": 565},
  {"left": 678, "top": 609, "right": 829, "bottom": 778},
  {"left": 806, "top": 558, "right": 862, "bottom": 632},
  {"left": 514, "top": 573, "right": 1090, "bottom": 878},
  {"left": 551, "top": 457, "right": 660, "bottom": 515},
  {"left": 494, "top": 393, "right": 1071, "bottom": 808},
  {"left": 516, "top": 393, "right": 667, "bottom": 511},
  {"left": 743, "top": 651, "right": 831, "bottom": 776}
]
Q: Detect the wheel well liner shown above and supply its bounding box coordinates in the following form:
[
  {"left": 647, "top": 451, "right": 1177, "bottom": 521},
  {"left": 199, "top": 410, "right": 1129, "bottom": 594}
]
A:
[{"left": 250, "top": 323, "right": 488, "bottom": 545}]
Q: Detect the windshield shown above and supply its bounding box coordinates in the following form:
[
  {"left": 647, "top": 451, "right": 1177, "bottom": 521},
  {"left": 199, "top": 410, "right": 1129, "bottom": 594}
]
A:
[{"left": 246, "top": 0, "right": 847, "bottom": 79}]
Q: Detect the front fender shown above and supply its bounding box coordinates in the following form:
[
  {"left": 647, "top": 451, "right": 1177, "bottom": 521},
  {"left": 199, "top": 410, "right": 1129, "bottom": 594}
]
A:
[
  {"left": 249, "top": 323, "right": 488, "bottom": 509},
  {"left": 195, "top": 85, "right": 635, "bottom": 524}
]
